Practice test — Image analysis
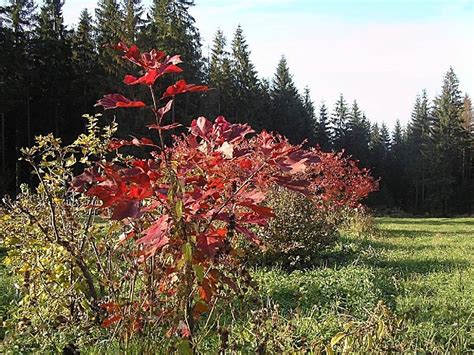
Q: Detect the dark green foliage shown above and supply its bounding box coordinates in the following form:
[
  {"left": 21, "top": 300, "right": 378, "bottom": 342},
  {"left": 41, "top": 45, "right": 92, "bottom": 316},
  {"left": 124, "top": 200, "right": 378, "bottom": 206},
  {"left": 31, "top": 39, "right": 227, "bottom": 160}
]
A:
[
  {"left": 230, "top": 25, "right": 260, "bottom": 123},
  {"left": 95, "top": 0, "right": 123, "bottom": 76},
  {"left": 270, "top": 56, "right": 311, "bottom": 143},
  {"left": 71, "top": 9, "right": 100, "bottom": 116},
  {"left": 302, "top": 86, "right": 317, "bottom": 145},
  {"left": 250, "top": 188, "right": 338, "bottom": 269},
  {"left": 0, "top": 2, "right": 472, "bottom": 214},
  {"left": 345, "top": 100, "right": 370, "bottom": 165},
  {"left": 330, "top": 94, "right": 349, "bottom": 151},
  {"left": 207, "top": 29, "right": 234, "bottom": 118},
  {"left": 430, "top": 68, "right": 465, "bottom": 213},
  {"left": 144, "top": 0, "right": 203, "bottom": 81},
  {"left": 315, "top": 102, "right": 331, "bottom": 150},
  {"left": 122, "top": 0, "right": 143, "bottom": 44}
]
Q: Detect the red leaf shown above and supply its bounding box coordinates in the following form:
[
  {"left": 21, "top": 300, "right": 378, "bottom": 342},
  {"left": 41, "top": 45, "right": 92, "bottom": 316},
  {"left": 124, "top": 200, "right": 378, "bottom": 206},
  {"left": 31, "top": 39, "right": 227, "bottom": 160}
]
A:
[
  {"left": 199, "top": 280, "right": 212, "bottom": 302},
  {"left": 193, "top": 302, "right": 210, "bottom": 318},
  {"left": 239, "top": 158, "right": 253, "bottom": 170},
  {"left": 147, "top": 123, "right": 182, "bottom": 131},
  {"left": 178, "top": 320, "right": 191, "bottom": 338},
  {"left": 190, "top": 116, "right": 212, "bottom": 138},
  {"left": 136, "top": 215, "right": 170, "bottom": 254},
  {"left": 162, "top": 79, "right": 208, "bottom": 98},
  {"left": 197, "top": 228, "right": 227, "bottom": 257},
  {"left": 124, "top": 65, "right": 183, "bottom": 87},
  {"left": 155, "top": 99, "right": 174, "bottom": 122},
  {"left": 123, "top": 70, "right": 158, "bottom": 86},
  {"left": 95, "top": 94, "right": 146, "bottom": 110},
  {"left": 235, "top": 224, "right": 261, "bottom": 245},
  {"left": 102, "top": 314, "right": 122, "bottom": 328},
  {"left": 239, "top": 202, "right": 275, "bottom": 218},
  {"left": 111, "top": 200, "right": 140, "bottom": 220}
]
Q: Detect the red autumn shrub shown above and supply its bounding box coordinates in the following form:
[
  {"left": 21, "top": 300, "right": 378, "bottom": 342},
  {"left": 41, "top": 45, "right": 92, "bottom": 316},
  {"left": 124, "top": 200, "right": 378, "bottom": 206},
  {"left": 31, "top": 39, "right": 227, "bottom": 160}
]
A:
[
  {"left": 73, "top": 43, "right": 330, "bottom": 347},
  {"left": 307, "top": 149, "right": 378, "bottom": 220}
]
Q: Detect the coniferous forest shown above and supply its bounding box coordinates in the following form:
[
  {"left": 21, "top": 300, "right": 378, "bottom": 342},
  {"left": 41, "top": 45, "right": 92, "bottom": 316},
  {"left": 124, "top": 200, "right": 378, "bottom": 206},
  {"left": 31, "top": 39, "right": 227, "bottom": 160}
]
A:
[{"left": 0, "top": 0, "right": 472, "bottom": 215}]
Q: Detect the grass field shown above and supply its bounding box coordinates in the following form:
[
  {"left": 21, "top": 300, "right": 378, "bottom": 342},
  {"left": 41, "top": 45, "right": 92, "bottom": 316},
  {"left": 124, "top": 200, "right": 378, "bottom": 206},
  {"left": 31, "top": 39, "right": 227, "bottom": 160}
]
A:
[{"left": 1, "top": 217, "right": 473, "bottom": 352}]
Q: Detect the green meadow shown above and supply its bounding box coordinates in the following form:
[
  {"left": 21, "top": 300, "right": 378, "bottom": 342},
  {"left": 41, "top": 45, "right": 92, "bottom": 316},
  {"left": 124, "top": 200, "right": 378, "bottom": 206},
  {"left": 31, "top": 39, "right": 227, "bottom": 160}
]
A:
[{"left": 2, "top": 218, "right": 473, "bottom": 352}]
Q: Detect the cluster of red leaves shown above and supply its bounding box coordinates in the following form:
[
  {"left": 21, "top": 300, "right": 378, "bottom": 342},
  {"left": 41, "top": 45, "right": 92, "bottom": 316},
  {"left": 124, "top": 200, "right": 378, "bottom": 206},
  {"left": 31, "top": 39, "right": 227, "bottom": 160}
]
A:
[
  {"left": 305, "top": 149, "right": 378, "bottom": 211},
  {"left": 73, "top": 42, "right": 375, "bottom": 341}
]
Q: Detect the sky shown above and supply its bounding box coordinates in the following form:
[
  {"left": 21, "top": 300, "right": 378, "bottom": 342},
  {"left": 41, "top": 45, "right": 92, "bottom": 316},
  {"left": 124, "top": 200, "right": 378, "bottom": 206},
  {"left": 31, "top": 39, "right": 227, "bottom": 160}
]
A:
[{"left": 59, "top": 0, "right": 474, "bottom": 128}]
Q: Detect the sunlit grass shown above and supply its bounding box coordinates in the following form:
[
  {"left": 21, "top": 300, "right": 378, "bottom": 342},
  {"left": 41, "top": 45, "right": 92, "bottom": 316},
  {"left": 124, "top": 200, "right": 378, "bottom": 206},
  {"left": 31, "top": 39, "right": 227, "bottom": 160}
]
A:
[{"left": 2, "top": 218, "right": 474, "bottom": 352}]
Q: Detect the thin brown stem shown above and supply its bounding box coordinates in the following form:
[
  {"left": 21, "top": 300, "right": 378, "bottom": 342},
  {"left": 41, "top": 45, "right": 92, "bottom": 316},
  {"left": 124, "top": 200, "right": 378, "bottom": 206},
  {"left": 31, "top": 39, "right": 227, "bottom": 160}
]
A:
[{"left": 150, "top": 86, "right": 165, "bottom": 150}]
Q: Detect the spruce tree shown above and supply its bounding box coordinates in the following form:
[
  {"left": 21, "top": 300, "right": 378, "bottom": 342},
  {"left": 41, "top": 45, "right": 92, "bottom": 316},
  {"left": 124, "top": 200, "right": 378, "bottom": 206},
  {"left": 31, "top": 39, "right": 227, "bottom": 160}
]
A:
[
  {"left": 460, "top": 94, "right": 473, "bottom": 184},
  {"left": 331, "top": 94, "right": 349, "bottom": 151},
  {"left": 208, "top": 29, "right": 233, "bottom": 118},
  {"left": 388, "top": 119, "right": 407, "bottom": 206},
  {"left": 230, "top": 25, "right": 259, "bottom": 123},
  {"left": 345, "top": 100, "right": 370, "bottom": 165},
  {"left": 33, "top": 0, "right": 73, "bottom": 137},
  {"left": 144, "top": 0, "right": 203, "bottom": 81},
  {"left": 369, "top": 123, "right": 384, "bottom": 165},
  {"left": 0, "top": 0, "right": 37, "bottom": 193},
  {"left": 302, "top": 86, "right": 316, "bottom": 145},
  {"left": 95, "top": 0, "right": 123, "bottom": 76},
  {"left": 406, "top": 90, "right": 431, "bottom": 212},
  {"left": 270, "top": 56, "right": 307, "bottom": 143},
  {"left": 380, "top": 123, "right": 391, "bottom": 153},
  {"left": 458, "top": 94, "right": 473, "bottom": 211},
  {"left": 315, "top": 102, "right": 331, "bottom": 151},
  {"left": 71, "top": 9, "right": 100, "bottom": 115},
  {"left": 122, "top": 0, "right": 143, "bottom": 44},
  {"left": 431, "top": 68, "right": 464, "bottom": 213},
  {"left": 253, "top": 78, "right": 273, "bottom": 132}
]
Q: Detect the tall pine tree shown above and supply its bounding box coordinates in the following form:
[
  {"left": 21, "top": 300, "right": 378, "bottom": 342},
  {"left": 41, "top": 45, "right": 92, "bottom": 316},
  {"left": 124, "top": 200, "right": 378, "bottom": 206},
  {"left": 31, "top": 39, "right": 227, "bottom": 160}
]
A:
[
  {"left": 302, "top": 86, "right": 316, "bottom": 145},
  {"left": 95, "top": 0, "right": 123, "bottom": 76},
  {"left": 345, "top": 100, "right": 370, "bottom": 165},
  {"left": 208, "top": 29, "right": 233, "bottom": 119},
  {"left": 315, "top": 102, "right": 331, "bottom": 151},
  {"left": 431, "top": 68, "right": 464, "bottom": 213},
  {"left": 406, "top": 90, "right": 431, "bottom": 212},
  {"left": 331, "top": 94, "right": 349, "bottom": 151},
  {"left": 270, "top": 56, "right": 307, "bottom": 143},
  {"left": 230, "top": 25, "right": 259, "bottom": 124}
]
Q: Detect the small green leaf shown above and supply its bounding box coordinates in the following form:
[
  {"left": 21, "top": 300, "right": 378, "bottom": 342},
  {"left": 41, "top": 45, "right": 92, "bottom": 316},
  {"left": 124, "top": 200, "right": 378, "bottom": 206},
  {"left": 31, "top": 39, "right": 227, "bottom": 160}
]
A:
[
  {"left": 330, "top": 332, "right": 346, "bottom": 347},
  {"left": 184, "top": 242, "right": 192, "bottom": 263},
  {"left": 65, "top": 154, "right": 76, "bottom": 167},
  {"left": 193, "top": 264, "right": 205, "bottom": 282},
  {"left": 177, "top": 339, "right": 193, "bottom": 355},
  {"left": 365, "top": 334, "right": 374, "bottom": 350},
  {"left": 376, "top": 319, "right": 385, "bottom": 339},
  {"left": 175, "top": 200, "right": 183, "bottom": 219}
]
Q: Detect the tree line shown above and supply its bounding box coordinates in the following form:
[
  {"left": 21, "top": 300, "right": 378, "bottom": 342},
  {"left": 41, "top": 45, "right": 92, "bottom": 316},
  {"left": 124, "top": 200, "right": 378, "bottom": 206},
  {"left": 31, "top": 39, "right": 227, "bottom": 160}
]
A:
[{"left": 0, "top": 0, "right": 472, "bottom": 214}]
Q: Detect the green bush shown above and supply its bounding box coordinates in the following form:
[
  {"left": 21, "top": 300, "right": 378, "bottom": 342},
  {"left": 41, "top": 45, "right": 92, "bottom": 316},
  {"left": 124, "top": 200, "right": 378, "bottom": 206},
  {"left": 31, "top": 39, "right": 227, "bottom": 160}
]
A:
[
  {"left": 0, "top": 115, "right": 121, "bottom": 352},
  {"left": 250, "top": 187, "right": 338, "bottom": 269},
  {"left": 339, "top": 207, "right": 380, "bottom": 238}
]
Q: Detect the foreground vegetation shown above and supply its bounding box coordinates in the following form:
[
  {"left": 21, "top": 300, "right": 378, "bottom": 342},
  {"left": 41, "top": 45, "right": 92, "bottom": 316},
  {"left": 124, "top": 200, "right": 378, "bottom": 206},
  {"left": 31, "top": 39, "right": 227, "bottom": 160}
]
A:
[
  {"left": 2, "top": 217, "right": 473, "bottom": 352},
  {"left": 0, "top": 40, "right": 471, "bottom": 353}
]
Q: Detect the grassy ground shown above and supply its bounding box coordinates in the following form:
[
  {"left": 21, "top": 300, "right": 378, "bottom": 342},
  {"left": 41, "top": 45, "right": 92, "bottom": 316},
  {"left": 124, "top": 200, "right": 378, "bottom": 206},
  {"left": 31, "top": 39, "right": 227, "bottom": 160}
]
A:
[
  {"left": 1, "top": 218, "right": 473, "bottom": 352},
  {"left": 371, "top": 217, "right": 474, "bottom": 351},
  {"left": 0, "top": 247, "right": 15, "bottom": 340}
]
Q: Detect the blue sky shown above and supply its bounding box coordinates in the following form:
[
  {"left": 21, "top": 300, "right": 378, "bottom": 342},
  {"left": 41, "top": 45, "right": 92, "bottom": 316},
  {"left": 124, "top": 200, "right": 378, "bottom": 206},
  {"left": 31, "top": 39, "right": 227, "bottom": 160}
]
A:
[{"left": 59, "top": 0, "right": 474, "bottom": 128}]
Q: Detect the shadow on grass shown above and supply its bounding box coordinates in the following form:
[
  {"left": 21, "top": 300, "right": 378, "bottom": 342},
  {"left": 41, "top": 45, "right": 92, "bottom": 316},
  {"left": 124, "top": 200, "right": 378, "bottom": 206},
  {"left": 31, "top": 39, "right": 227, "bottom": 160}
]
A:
[
  {"left": 377, "top": 229, "right": 472, "bottom": 239},
  {"left": 377, "top": 218, "right": 474, "bottom": 226},
  {"left": 310, "top": 236, "right": 470, "bottom": 278},
  {"left": 370, "top": 258, "right": 470, "bottom": 275}
]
